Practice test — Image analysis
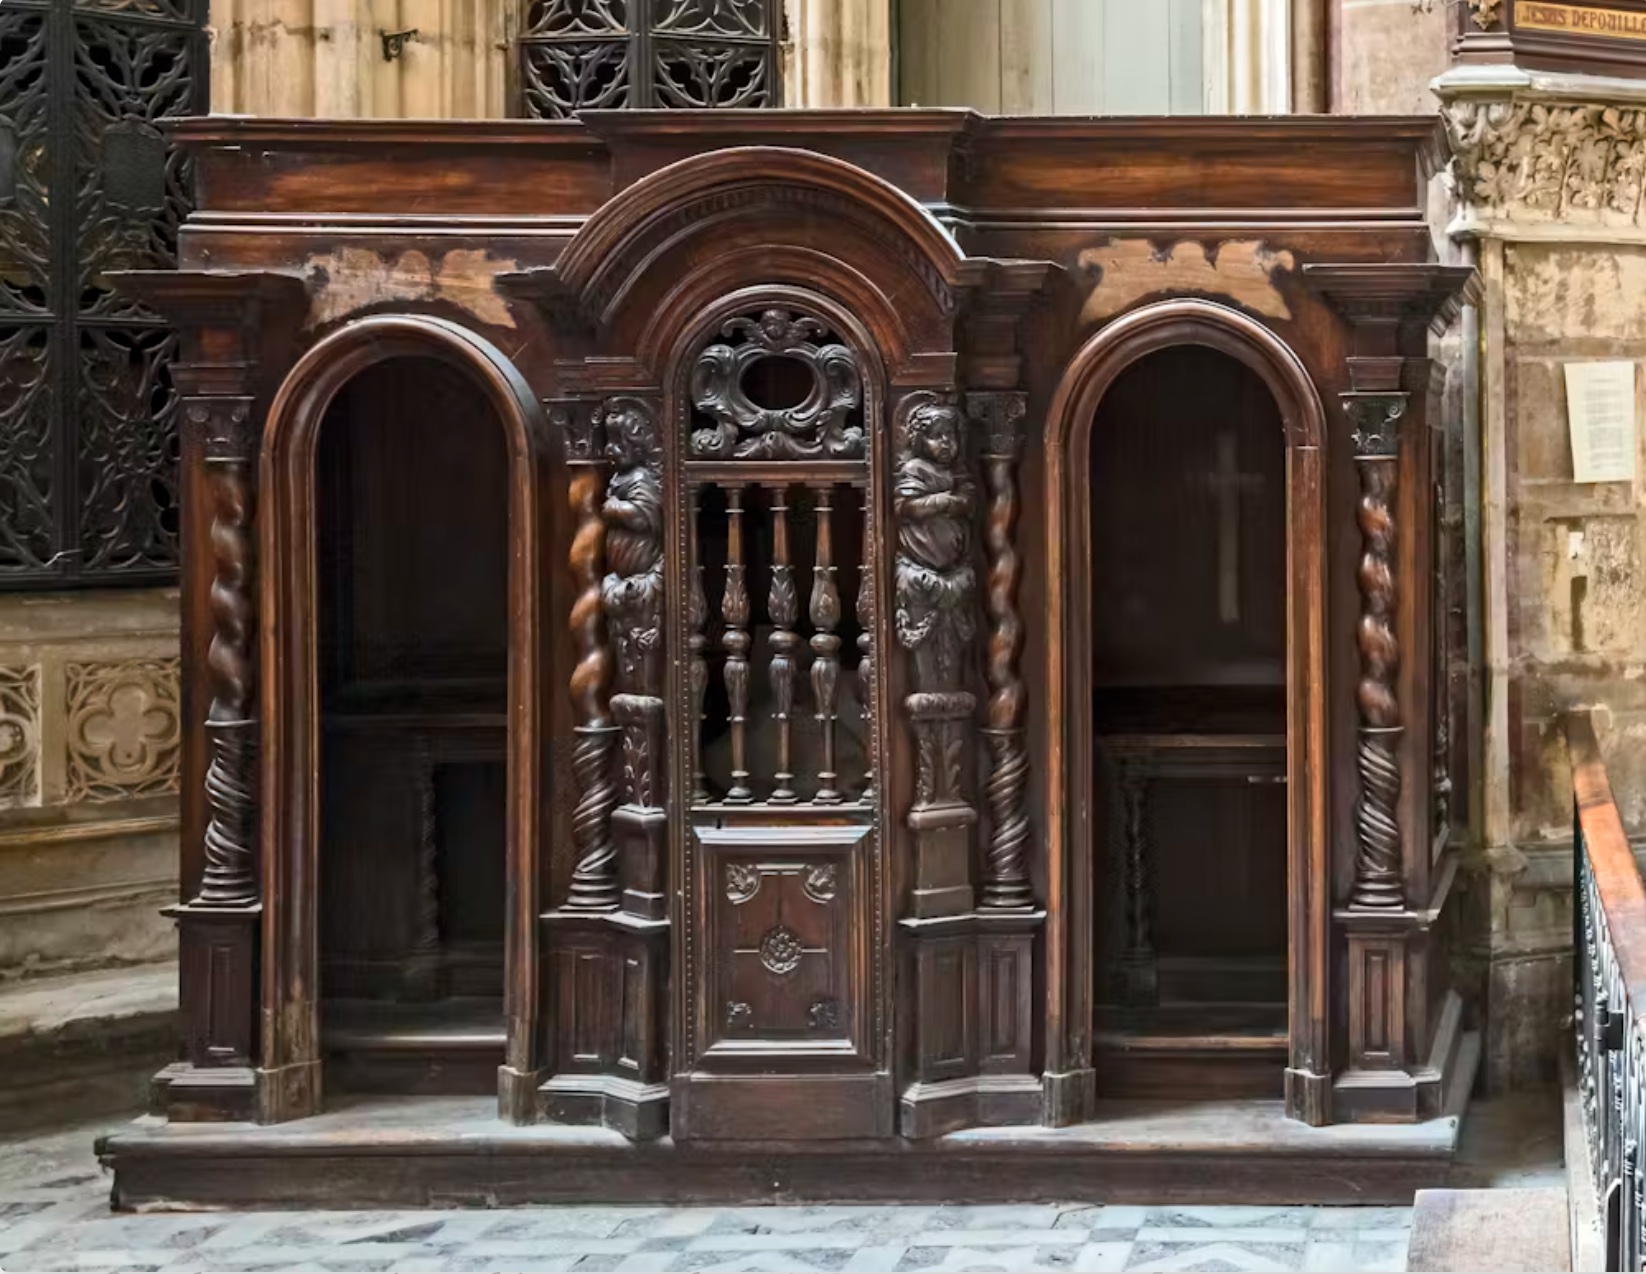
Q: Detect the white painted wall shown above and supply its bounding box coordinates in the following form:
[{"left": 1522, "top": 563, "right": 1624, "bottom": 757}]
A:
[{"left": 896, "top": 0, "right": 1290, "bottom": 115}]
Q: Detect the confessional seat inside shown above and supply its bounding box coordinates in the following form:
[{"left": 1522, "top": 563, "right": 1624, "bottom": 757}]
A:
[
  {"left": 1088, "top": 346, "right": 1290, "bottom": 1099},
  {"left": 314, "top": 356, "right": 510, "bottom": 1097}
]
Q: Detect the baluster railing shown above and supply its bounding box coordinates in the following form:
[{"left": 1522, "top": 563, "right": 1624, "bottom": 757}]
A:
[
  {"left": 687, "top": 484, "right": 710, "bottom": 804},
  {"left": 1570, "top": 709, "right": 1646, "bottom": 1272},
  {"left": 810, "top": 483, "right": 843, "bottom": 805},
  {"left": 723, "top": 485, "right": 753, "bottom": 804},
  {"left": 769, "top": 485, "right": 800, "bottom": 804}
]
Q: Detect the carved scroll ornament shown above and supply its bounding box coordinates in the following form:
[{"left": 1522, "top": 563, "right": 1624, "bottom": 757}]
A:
[{"left": 690, "top": 310, "right": 864, "bottom": 461}]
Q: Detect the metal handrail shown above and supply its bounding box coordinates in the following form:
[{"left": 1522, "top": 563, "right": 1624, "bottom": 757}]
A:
[{"left": 1570, "top": 709, "right": 1646, "bottom": 1272}]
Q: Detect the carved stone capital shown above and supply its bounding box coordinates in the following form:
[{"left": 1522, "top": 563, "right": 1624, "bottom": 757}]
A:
[
  {"left": 1437, "top": 67, "right": 1646, "bottom": 242},
  {"left": 1344, "top": 393, "right": 1407, "bottom": 460}
]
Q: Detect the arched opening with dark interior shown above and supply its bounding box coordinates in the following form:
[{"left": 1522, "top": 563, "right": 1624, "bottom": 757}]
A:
[
  {"left": 313, "top": 354, "right": 511, "bottom": 1098},
  {"left": 1088, "top": 343, "right": 1290, "bottom": 1100}
]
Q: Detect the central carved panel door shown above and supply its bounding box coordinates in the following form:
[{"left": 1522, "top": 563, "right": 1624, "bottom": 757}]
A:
[{"left": 668, "top": 301, "right": 892, "bottom": 1140}]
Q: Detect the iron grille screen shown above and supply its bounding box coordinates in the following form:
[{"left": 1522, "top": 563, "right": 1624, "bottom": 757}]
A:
[
  {"left": 519, "top": 0, "right": 781, "bottom": 116},
  {"left": 0, "top": 0, "right": 205, "bottom": 588}
]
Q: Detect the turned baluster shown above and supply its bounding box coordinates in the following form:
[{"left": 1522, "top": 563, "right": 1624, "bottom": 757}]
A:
[
  {"left": 687, "top": 485, "right": 709, "bottom": 804},
  {"left": 810, "top": 483, "right": 843, "bottom": 804},
  {"left": 1118, "top": 759, "right": 1156, "bottom": 1007},
  {"left": 723, "top": 485, "right": 753, "bottom": 804},
  {"left": 769, "top": 485, "right": 800, "bottom": 804},
  {"left": 856, "top": 494, "right": 875, "bottom": 805}
]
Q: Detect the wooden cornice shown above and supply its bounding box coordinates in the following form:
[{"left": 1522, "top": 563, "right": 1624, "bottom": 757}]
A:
[
  {"left": 107, "top": 269, "right": 307, "bottom": 327},
  {"left": 1300, "top": 262, "right": 1481, "bottom": 335}
]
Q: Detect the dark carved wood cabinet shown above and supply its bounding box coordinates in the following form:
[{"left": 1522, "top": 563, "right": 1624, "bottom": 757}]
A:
[{"left": 100, "top": 111, "right": 1480, "bottom": 1208}]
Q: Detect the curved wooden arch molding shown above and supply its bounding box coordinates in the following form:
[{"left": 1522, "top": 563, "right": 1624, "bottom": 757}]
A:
[
  {"left": 256, "top": 313, "right": 554, "bottom": 1124},
  {"left": 551, "top": 146, "right": 970, "bottom": 339},
  {"left": 1042, "top": 298, "right": 1333, "bottom": 1128}
]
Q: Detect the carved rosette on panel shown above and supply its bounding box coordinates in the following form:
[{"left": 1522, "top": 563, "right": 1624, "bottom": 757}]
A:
[
  {"left": 1348, "top": 394, "right": 1407, "bottom": 910},
  {"left": 557, "top": 401, "right": 622, "bottom": 911},
  {"left": 193, "top": 396, "right": 261, "bottom": 908},
  {"left": 894, "top": 391, "right": 978, "bottom": 821},
  {"left": 971, "top": 391, "right": 1034, "bottom": 911},
  {"left": 64, "top": 658, "right": 182, "bottom": 802},
  {"left": 0, "top": 664, "right": 41, "bottom": 811},
  {"left": 690, "top": 310, "right": 864, "bottom": 460}
]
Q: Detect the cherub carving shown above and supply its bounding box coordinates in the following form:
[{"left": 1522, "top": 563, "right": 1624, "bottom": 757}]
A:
[
  {"left": 599, "top": 397, "right": 664, "bottom": 694},
  {"left": 893, "top": 393, "right": 977, "bottom": 689}
]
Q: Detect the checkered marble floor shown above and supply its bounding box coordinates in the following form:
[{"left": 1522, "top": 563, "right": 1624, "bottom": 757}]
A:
[{"left": 0, "top": 1120, "right": 1414, "bottom": 1273}]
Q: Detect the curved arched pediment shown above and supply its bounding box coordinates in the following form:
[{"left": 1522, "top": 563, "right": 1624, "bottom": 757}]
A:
[{"left": 550, "top": 146, "right": 970, "bottom": 338}]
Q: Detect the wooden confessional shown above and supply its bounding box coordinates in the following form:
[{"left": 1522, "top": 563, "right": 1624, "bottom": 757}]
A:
[{"left": 104, "top": 111, "right": 1478, "bottom": 1207}]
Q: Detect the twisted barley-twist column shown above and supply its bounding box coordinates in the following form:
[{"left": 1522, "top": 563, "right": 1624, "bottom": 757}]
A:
[
  {"left": 565, "top": 409, "right": 620, "bottom": 911},
  {"left": 976, "top": 394, "right": 1032, "bottom": 910},
  {"left": 200, "top": 447, "right": 259, "bottom": 907},
  {"left": 1350, "top": 399, "right": 1405, "bottom": 911}
]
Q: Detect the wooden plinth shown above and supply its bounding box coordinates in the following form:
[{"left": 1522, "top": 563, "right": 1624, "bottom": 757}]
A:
[{"left": 98, "top": 1063, "right": 1476, "bottom": 1210}]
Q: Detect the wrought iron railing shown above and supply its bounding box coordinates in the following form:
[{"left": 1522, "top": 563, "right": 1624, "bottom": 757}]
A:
[{"left": 1571, "top": 709, "right": 1646, "bottom": 1272}]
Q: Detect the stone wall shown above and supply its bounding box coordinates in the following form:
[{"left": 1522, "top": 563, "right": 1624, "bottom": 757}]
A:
[
  {"left": 1337, "top": 0, "right": 1452, "bottom": 113},
  {"left": 1438, "top": 65, "right": 1646, "bottom": 1090},
  {"left": 0, "top": 590, "right": 181, "bottom": 981}
]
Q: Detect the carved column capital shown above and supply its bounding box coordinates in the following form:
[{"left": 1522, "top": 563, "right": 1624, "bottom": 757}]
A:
[
  {"left": 968, "top": 390, "right": 1028, "bottom": 461},
  {"left": 1434, "top": 68, "right": 1646, "bottom": 244},
  {"left": 1345, "top": 392, "right": 1407, "bottom": 460},
  {"left": 551, "top": 397, "right": 605, "bottom": 465},
  {"left": 184, "top": 395, "right": 258, "bottom": 464}
]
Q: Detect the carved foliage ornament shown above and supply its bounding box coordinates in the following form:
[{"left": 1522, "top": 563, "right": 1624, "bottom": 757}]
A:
[
  {"left": 691, "top": 310, "right": 864, "bottom": 461},
  {"left": 1444, "top": 97, "right": 1646, "bottom": 231}
]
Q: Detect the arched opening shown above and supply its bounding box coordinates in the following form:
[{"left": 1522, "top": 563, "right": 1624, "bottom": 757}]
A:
[
  {"left": 258, "top": 314, "right": 548, "bottom": 1124},
  {"left": 1088, "top": 344, "right": 1289, "bottom": 1099},
  {"left": 313, "top": 354, "right": 511, "bottom": 1097},
  {"left": 1043, "top": 299, "right": 1330, "bottom": 1125}
]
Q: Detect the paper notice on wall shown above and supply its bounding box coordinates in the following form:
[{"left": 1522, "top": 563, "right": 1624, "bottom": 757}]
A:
[{"left": 1565, "top": 361, "right": 1637, "bottom": 484}]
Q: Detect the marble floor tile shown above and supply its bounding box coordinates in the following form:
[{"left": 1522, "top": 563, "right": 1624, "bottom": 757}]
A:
[{"left": 0, "top": 1117, "right": 1422, "bottom": 1274}]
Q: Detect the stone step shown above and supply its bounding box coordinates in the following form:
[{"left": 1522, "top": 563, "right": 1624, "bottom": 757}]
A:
[
  {"left": 1407, "top": 1187, "right": 1571, "bottom": 1272},
  {"left": 0, "top": 962, "right": 177, "bottom": 1133}
]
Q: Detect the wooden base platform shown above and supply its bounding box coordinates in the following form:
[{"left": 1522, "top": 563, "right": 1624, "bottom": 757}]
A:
[{"left": 98, "top": 1044, "right": 1478, "bottom": 1211}]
